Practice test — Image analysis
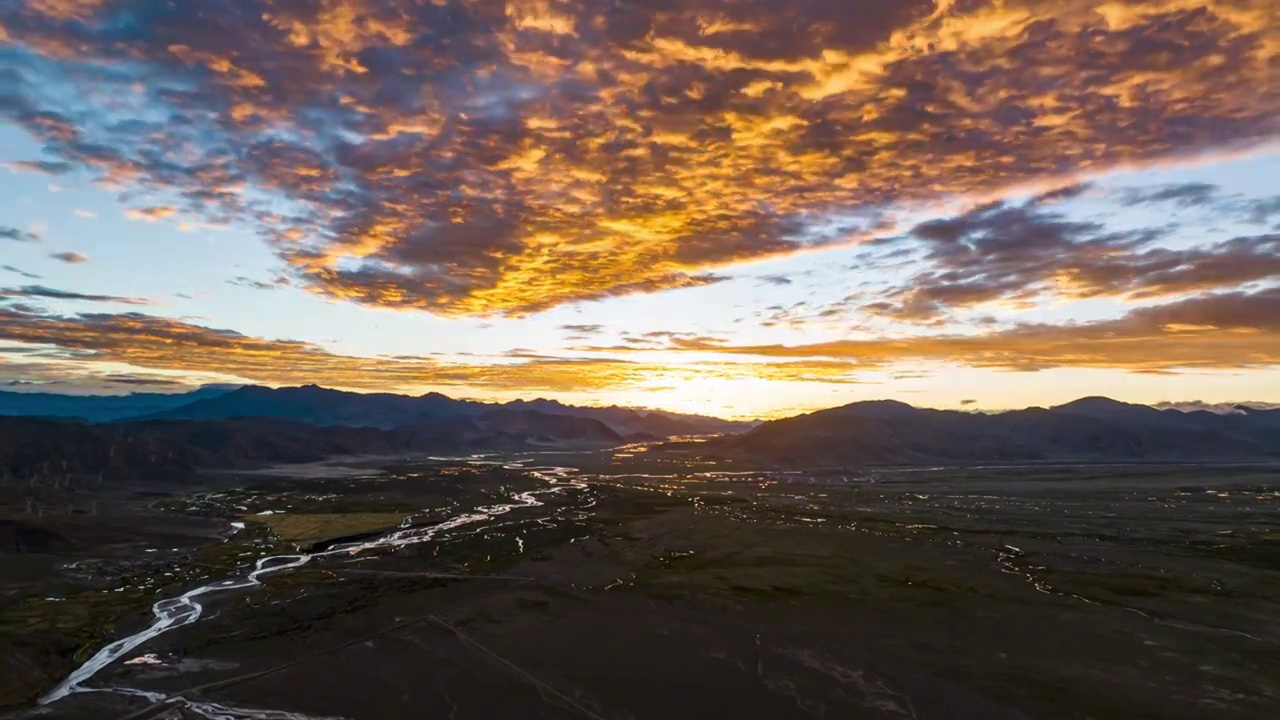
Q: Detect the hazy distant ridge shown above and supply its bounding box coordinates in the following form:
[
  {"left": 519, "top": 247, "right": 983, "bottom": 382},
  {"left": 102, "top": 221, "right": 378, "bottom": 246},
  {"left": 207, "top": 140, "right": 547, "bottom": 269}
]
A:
[
  {"left": 0, "top": 384, "right": 749, "bottom": 438},
  {"left": 699, "top": 396, "right": 1280, "bottom": 465}
]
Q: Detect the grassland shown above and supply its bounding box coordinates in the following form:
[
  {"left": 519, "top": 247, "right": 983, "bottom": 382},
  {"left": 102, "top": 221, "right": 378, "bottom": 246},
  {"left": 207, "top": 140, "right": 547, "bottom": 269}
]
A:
[{"left": 243, "top": 512, "right": 409, "bottom": 544}]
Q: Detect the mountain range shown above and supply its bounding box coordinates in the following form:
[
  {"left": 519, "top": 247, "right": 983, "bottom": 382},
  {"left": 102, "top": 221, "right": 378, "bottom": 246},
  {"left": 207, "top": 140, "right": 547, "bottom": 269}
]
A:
[
  {"left": 0, "top": 412, "right": 626, "bottom": 485},
  {"left": 3, "top": 390, "right": 1278, "bottom": 483},
  {"left": 0, "top": 385, "right": 754, "bottom": 484},
  {"left": 697, "top": 397, "right": 1280, "bottom": 466},
  {"left": 0, "top": 385, "right": 749, "bottom": 438},
  {"left": 0, "top": 386, "right": 236, "bottom": 423}
]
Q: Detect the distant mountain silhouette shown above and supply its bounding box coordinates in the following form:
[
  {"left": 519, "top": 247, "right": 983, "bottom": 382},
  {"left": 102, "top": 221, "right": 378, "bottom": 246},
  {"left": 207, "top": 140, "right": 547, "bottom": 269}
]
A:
[
  {"left": 501, "top": 397, "right": 715, "bottom": 437},
  {"left": 133, "top": 385, "right": 456, "bottom": 428},
  {"left": 0, "top": 385, "right": 746, "bottom": 439},
  {"left": 0, "top": 386, "right": 237, "bottom": 422},
  {"left": 474, "top": 409, "right": 623, "bottom": 445},
  {"left": 130, "top": 385, "right": 745, "bottom": 438},
  {"left": 698, "top": 397, "right": 1280, "bottom": 466},
  {"left": 5, "top": 395, "right": 1277, "bottom": 482}
]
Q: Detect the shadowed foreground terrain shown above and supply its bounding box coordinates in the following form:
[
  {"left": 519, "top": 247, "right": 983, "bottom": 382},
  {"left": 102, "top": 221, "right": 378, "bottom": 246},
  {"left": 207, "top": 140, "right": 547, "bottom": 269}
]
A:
[{"left": 2, "top": 450, "right": 1278, "bottom": 719}]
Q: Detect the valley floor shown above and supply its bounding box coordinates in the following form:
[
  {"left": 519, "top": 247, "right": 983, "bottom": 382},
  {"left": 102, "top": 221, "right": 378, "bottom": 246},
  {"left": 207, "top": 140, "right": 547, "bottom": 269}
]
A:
[{"left": 3, "top": 454, "right": 1279, "bottom": 719}]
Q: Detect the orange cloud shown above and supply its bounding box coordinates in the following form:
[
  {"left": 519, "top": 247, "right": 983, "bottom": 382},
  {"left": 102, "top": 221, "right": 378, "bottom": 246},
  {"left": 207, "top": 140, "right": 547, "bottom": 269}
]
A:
[
  {"left": 49, "top": 251, "right": 88, "bottom": 264},
  {"left": 25, "top": 0, "right": 105, "bottom": 21},
  {"left": 0, "top": 306, "right": 864, "bottom": 396},
  {"left": 4, "top": 287, "right": 1278, "bottom": 414},
  {"left": 124, "top": 206, "right": 178, "bottom": 222}
]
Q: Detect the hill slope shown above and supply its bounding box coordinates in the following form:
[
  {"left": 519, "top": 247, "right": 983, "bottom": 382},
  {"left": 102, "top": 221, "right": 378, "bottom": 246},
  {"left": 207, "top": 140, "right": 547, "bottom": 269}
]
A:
[
  {"left": 0, "top": 408, "right": 629, "bottom": 485},
  {"left": 699, "top": 397, "right": 1280, "bottom": 466},
  {"left": 130, "top": 385, "right": 743, "bottom": 437}
]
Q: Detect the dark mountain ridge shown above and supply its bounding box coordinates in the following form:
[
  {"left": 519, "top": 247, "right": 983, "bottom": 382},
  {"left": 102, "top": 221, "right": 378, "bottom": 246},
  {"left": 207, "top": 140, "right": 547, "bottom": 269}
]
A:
[
  {"left": 0, "top": 386, "right": 236, "bottom": 422},
  {"left": 7, "top": 391, "right": 1277, "bottom": 475},
  {"left": 0, "top": 409, "right": 623, "bottom": 486},
  {"left": 133, "top": 385, "right": 449, "bottom": 428},
  {"left": 473, "top": 409, "right": 624, "bottom": 445},
  {"left": 1, "top": 385, "right": 746, "bottom": 438},
  {"left": 699, "top": 397, "right": 1280, "bottom": 466}
]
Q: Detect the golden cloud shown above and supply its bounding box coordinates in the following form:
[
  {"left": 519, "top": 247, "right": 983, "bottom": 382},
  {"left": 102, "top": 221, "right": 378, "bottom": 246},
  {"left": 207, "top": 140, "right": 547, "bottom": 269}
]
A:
[
  {"left": 0, "top": 306, "right": 864, "bottom": 395},
  {"left": 4, "top": 287, "right": 1277, "bottom": 414},
  {"left": 1, "top": 0, "right": 1275, "bottom": 315},
  {"left": 124, "top": 206, "right": 178, "bottom": 222}
]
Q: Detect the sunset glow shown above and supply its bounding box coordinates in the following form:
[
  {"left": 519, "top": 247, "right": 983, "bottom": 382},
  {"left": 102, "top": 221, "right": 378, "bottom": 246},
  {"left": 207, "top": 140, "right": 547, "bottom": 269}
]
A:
[{"left": 2, "top": 0, "right": 1277, "bottom": 417}]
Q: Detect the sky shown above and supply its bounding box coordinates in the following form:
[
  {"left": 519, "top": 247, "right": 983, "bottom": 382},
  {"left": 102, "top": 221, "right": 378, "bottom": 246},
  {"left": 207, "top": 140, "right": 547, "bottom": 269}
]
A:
[{"left": 1, "top": 0, "right": 1278, "bottom": 420}]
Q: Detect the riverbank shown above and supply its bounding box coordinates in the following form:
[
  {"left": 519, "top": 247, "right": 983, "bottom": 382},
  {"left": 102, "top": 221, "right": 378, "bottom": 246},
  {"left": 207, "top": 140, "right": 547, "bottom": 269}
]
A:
[{"left": 0, "top": 505, "right": 237, "bottom": 708}]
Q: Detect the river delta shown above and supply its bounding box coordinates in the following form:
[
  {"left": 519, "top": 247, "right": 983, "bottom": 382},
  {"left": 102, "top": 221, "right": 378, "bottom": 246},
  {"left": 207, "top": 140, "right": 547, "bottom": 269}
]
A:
[{"left": 3, "top": 450, "right": 1279, "bottom": 719}]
